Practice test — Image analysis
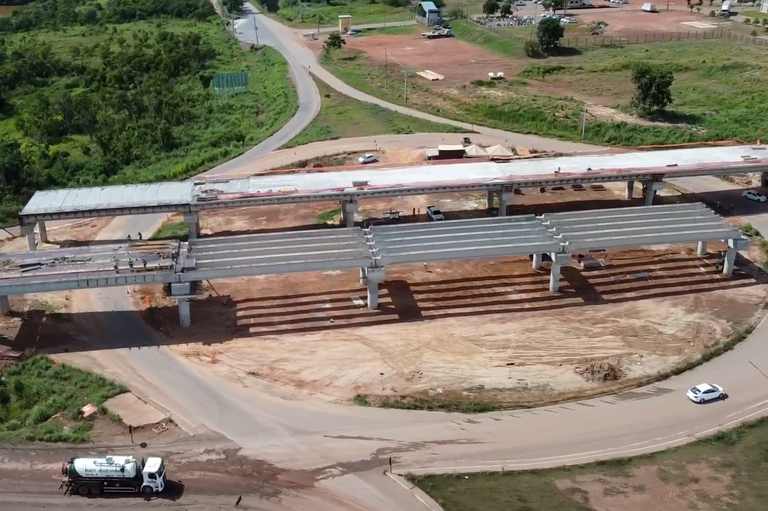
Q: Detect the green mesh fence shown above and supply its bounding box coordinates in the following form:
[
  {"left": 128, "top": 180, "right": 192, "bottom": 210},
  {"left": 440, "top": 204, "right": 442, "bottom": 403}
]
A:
[{"left": 213, "top": 71, "right": 249, "bottom": 96}]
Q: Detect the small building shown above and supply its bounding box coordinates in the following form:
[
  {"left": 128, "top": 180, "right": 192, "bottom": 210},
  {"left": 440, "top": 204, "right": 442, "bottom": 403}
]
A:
[
  {"left": 761, "top": 0, "right": 768, "bottom": 14},
  {"left": 427, "top": 144, "right": 466, "bottom": 161},
  {"left": 338, "top": 14, "right": 352, "bottom": 34},
  {"left": 415, "top": 1, "right": 442, "bottom": 26}
]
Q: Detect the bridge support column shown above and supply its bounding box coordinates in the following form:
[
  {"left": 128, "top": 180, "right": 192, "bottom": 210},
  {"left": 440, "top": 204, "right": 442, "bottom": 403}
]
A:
[
  {"left": 486, "top": 190, "right": 495, "bottom": 209},
  {"left": 697, "top": 241, "right": 707, "bottom": 257},
  {"left": 0, "top": 295, "right": 9, "bottom": 315},
  {"left": 761, "top": 172, "right": 768, "bottom": 188},
  {"left": 498, "top": 189, "right": 514, "bottom": 217},
  {"left": 549, "top": 253, "right": 572, "bottom": 293},
  {"left": 341, "top": 200, "right": 359, "bottom": 228},
  {"left": 532, "top": 253, "right": 543, "bottom": 270},
  {"left": 723, "top": 238, "right": 749, "bottom": 276},
  {"left": 359, "top": 267, "right": 368, "bottom": 286},
  {"left": 642, "top": 181, "right": 665, "bottom": 207},
  {"left": 365, "top": 267, "right": 386, "bottom": 310},
  {"left": 20, "top": 224, "right": 36, "bottom": 252},
  {"left": 178, "top": 299, "right": 191, "bottom": 327},
  {"left": 184, "top": 212, "right": 199, "bottom": 240},
  {"left": 37, "top": 221, "right": 48, "bottom": 244},
  {"left": 625, "top": 180, "right": 635, "bottom": 200}
]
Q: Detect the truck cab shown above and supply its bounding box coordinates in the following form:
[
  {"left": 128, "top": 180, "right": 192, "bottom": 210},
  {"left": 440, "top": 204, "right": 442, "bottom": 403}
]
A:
[{"left": 142, "top": 457, "right": 166, "bottom": 494}]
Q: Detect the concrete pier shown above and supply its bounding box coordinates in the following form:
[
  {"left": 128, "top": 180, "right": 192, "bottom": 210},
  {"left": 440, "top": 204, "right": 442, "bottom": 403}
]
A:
[
  {"left": 497, "top": 190, "right": 514, "bottom": 217},
  {"left": 365, "top": 267, "right": 386, "bottom": 309},
  {"left": 549, "top": 253, "right": 573, "bottom": 292},
  {"left": 178, "top": 299, "right": 191, "bottom": 327},
  {"left": 359, "top": 267, "right": 368, "bottom": 286},
  {"left": 761, "top": 172, "right": 768, "bottom": 188},
  {"left": 697, "top": 241, "right": 707, "bottom": 257},
  {"left": 38, "top": 221, "right": 48, "bottom": 244},
  {"left": 723, "top": 238, "right": 749, "bottom": 276},
  {"left": 486, "top": 190, "right": 495, "bottom": 209},
  {"left": 184, "top": 212, "right": 200, "bottom": 239},
  {"left": 625, "top": 180, "right": 635, "bottom": 200},
  {"left": 532, "top": 253, "right": 543, "bottom": 270},
  {"left": 0, "top": 295, "right": 9, "bottom": 315},
  {"left": 341, "top": 200, "right": 359, "bottom": 228}
]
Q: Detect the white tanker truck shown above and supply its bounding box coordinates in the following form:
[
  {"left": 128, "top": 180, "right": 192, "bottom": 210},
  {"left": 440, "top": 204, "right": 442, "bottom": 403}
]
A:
[{"left": 61, "top": 455, "right": 166, "bottom": 496}]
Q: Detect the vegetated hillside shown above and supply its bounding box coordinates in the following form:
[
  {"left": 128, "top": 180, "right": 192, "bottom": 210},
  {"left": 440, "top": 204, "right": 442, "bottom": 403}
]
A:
[
  {"left": 257, "top": 0, "right": 419, "bottom": 25},
  {"left": 0, "top": 3, "right": 297, "bottom": 226}
]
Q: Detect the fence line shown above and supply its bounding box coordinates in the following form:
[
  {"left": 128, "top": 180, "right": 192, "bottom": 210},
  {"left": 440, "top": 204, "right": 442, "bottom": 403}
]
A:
[{"left": 478, "top": 22, "right": 768, "bottom": 49}]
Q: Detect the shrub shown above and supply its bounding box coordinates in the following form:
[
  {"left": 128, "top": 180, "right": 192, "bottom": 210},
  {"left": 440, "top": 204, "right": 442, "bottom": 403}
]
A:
[{"left": 524, "top": 39, "right": 542, "bottom": 57}]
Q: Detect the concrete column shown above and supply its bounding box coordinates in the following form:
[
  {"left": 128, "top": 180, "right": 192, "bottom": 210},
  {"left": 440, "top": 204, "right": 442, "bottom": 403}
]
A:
[
  {"left": 549, "top": 253, "right": 572, "bottom": 293},
  {"left": 341, "top": 200, "right": 359, "bottom": 228},
  {"left": 183, "top": 212, "right": 199, "bottom": 240},
  {"left": 761, "top": 172, "right": 768, "bottom": 188},
  {"left": 697, "top": 241, "right": 707, "bottom": 257},
  {"left": 38, "top": 221, "right": 48, "bottom": 244},
  {"left": 0, "top": 295, "right": 9, "bottom": 315},
  {"left": 486, "top": 190, "right": 495, "bottom": 209},
  {"left": 532, "top": 253, "right": 543, "bottom": 270},
  {"left": 359, "top": 267, "right": 368, "bottom": 286},
  {"left": 497, "top": 190, "right": 514, "bottom": 217},
  {"left": 642, "top": 181, "right": 655, "bottom": 206},
  {"left": 625, "top": 180, "right": 635, "bottom": 200},
  {"left": 365, "top": 267, "right": 386, "bottom": 310},
  {"left": 723, "top": 238, "right": 749, "bottom": 276},
  {"left": 178, "top": 299, "right": 191, "bottom": 327},
  {"left": 25, "top": 232, "right": 36, "bottom": 251}
]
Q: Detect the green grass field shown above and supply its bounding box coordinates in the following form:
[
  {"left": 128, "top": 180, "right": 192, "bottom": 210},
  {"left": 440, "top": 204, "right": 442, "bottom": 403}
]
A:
[
  {"left": 0, "top": 357, "right": 126, "bottom": 444},
  {"left": 322, "top": 37, "right": 768, "bottom": 146},
  {"left": 271, "top": 2, "right": 414, "bottom": 28},
  {"left": 284, "top": 76, "right": 464, "bottom": 148},
  {"left": 410, "top": 417, "right": 768, "bottom": 511},
  {"left": 150, "top": 221, "right": 190, "bottom": 240}
]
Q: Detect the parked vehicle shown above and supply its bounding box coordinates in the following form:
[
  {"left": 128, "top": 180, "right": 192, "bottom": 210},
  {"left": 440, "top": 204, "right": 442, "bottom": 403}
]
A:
[
  {"left": 421, "top": 28, "right": 453, "bottom": 39},
  {"left": 62, "top": 455, "right": 166, "bottom": 496},
  {"left": 742, "top": 189, "right": 767, "bottom": 203},
  {"left": 426, "top": 206, "right": 445, "bottom": 221},
  {"left": 358, "top": 153, "right": 378, "bottom": 164},
  {"left": 641, "top": 2, "right": 659, "bottom": 12},
  {"left": 686, "top": 383, "right": 726, "bottom": 403}
]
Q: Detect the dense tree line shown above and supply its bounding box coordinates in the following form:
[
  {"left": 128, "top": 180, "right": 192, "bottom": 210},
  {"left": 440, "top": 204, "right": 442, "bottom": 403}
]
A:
[
  {"left": 0, "top": 0, "right": 215, "bottom": 33},
  {"left": 0, "top": 29, "right": 219, "bottom": 220}
]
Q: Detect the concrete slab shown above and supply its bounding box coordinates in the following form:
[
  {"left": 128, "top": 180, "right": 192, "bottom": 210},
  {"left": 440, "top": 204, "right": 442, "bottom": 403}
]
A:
[{"left": 103, "top": 393, "right": 166, "bottom": 427}]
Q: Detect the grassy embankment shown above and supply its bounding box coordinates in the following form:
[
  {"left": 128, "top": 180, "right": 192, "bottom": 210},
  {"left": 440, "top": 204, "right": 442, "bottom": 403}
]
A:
[
  {"left": 285, "top": 75, "right": 464, "bottom": 148},
  {"left": 321, "top": 25, "right": 768, "bottom": 146},
  {"left": 411, "top": 416, "right": 768, "bottom": 511},
  {"left": 0, "top": 20, "right": 297, "bottom": 225},
  {"left": 0, "top": 357, "right": 126, "bottom": 443}
]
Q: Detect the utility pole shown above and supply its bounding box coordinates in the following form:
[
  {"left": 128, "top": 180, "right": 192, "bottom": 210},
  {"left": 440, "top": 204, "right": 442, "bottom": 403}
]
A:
[
  {"left": 404, "top": 70, "right": 408, "bottom": 104},
  {"left": 384, "top": 48, "right": 388, "bottom": 88},
  {"left": 581, "top": 101, "right": 587, "bottom": 139}
]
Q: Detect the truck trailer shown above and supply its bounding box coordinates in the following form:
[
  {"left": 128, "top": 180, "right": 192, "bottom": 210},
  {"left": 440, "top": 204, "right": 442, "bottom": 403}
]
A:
[{"left": 61, "top": 455, "right": 166, "bottom": 496}]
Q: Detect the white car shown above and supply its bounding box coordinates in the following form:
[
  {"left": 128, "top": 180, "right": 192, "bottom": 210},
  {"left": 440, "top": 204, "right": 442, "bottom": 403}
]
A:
[
  {"left": 426, "top": 206, "right": 445, "bottom": 221},
  {"left": 742, "top": 189, "right": 768, "bottom": 203},
  {"left": 514, "top": 1, "right": 526, "bottom": 5},
  {"left": 358, "top": 153, "right": 378, "bottom": 164},
  {"left": 686, "top": 383, "right": 726, "bottom": 403}
]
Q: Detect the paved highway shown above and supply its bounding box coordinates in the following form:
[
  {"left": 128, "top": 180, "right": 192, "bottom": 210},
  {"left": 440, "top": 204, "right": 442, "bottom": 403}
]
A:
[{"left": 14, "top": 8, "right": 768, "bottom": 511}]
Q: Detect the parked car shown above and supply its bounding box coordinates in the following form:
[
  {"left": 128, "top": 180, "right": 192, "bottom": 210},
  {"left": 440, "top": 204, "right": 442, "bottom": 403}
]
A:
[
  {"left": 514, "top": 0, "right": 526, "bottom": 5},
  {"left": 358, "top": 153, "right": 378, "bottom": 164},
  {"left": 426, "top": 206, "right": 445, "bottom": 221},
  {"left": 686, "top": 383, "right": 726, "bottom": 403},
  {"left": 742, "top": 189, "right": 768, "bottom": 203}
]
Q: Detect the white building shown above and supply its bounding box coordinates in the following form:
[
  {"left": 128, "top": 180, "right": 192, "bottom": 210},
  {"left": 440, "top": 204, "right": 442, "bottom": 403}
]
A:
[{"left": 762, "top": 0, "right": 768, "bottom": 14}]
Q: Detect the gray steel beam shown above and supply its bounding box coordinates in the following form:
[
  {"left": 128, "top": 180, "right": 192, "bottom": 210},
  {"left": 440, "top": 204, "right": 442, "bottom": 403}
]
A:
[
  {"left": 0, "top": 272, "right": 178, "bottom": 296},
  {"left": 191, "top": 230, "right": 364, "bottom": 247},
  {"left": 562, "top": 229, "right": 743, "bottom": 251},
  {"left": 369, "top": 216, "right": 538, "bottom": 233},
  {"left": 194, "top": 248, "right": 371, "bottom": 267},
  {"left": 192, "top": 241, "right": 367, "bottom": 258},
  {"left": 371, "top": 227, "right": 550, "bottom": 243},
  {"left": 379, "top": 241, "right": 562, "bottom": 265},
  {"left": 559, "top": 223, "right": 740, "bottom": 240},
  {"left": 550, "top": 216, "right": 723, "bottom": 233},
  {"left": 541, "top": 203, "right": 707, "bottom": 222},
  {"left": 183, "top": 257, "right": 370, "bottom": 280},
  {"left": 376, "top": 235, "right": 556, "bottom": 252}
]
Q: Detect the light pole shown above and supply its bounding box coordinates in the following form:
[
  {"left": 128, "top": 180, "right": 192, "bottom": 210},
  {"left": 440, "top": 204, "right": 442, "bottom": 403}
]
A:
[{"left": 530, "top": 2, "right": 538, "bottom": 39}]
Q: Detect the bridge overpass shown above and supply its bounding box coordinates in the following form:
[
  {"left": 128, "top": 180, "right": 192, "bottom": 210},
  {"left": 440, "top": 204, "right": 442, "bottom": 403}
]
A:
[
  {"left": 17, "top": 144, "right": 768, "bottom": 251},
  {"left": 0, "top": 204, "right": 747, "bottom": 326}
]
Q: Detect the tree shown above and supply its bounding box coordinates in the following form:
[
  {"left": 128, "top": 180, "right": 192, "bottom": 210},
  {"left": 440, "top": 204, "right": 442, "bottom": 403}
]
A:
[
  {"left": 229, "top": 0, "right": 245, "bottom": 13},
  {"left": 537, "top": 17, "right": 564, "bottom": 51},
  {"left": 499, "top": 2, "right": 512, "bottom": 16},
  {"left": 257, "top": 0, "right": 279, "bottom": 12},
  {"left": 482, "top": 0, "right": 499, "bottom": 16},
  {"left": 447, "top": 6, "right": 463, "bottom": 18},
  {"left": 323, "top": 31, "right": 345, "bottom": 53},
  {"left": 523, "top": 40, "right": 541, "bottom": 57},
  {"left": 541, "top": 0, "right": 564, "bottom": 11},
  {"left": 630, "top": 63, "right": 674, "bottom": 116}
]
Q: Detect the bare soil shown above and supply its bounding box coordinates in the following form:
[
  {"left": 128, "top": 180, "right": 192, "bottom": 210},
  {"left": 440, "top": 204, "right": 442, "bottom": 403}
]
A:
[
  {"left": 564, "top": 6, "right": 719, "bottom": 37},
  {"left": 0, "top": 218, "right": 112, "bottom": 254},
  {"left": 133, "top": 185, "right": 767, "bottom": 407}
]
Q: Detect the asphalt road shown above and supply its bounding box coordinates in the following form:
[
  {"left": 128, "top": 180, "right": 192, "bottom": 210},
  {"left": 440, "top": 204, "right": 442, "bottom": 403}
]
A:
[{"left": 9, "top": 9, "right": 768, "bottom": 511}]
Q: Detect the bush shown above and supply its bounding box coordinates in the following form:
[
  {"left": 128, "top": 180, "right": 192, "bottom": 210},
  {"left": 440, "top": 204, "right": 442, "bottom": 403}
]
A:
[{"left": 524, "top": 39, "right": 542, "bottom": 57}]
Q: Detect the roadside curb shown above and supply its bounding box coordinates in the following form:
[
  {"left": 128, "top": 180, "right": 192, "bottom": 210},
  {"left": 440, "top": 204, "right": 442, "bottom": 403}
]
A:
[{"left": 386, "top": 471, "right": 445, "bottom": 511}]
